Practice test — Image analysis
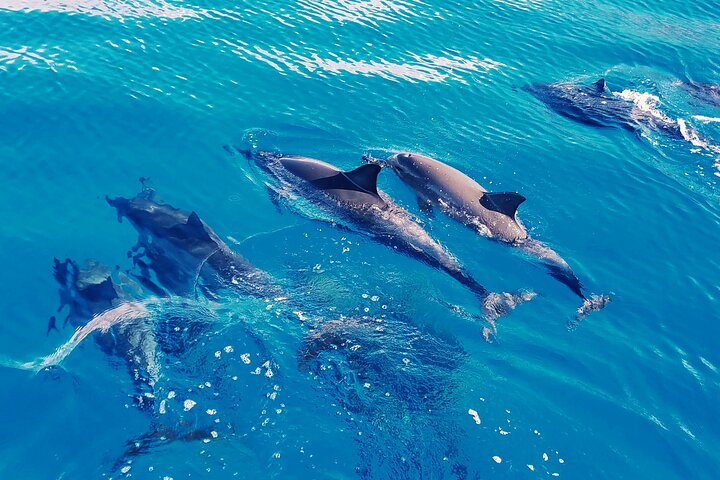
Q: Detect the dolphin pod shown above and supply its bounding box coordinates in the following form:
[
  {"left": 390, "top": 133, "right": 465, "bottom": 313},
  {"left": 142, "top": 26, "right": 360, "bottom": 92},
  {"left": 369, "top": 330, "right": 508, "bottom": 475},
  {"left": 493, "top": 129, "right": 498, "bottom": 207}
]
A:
[
  {"left": 245, "top": 150, "right": 535, "bottom": 326},
  {"left": 366, "top": 152, "right": 611, "bottom": 319},
  {"left": 39, "top": 187, "right": 288, "bottom": 471}
]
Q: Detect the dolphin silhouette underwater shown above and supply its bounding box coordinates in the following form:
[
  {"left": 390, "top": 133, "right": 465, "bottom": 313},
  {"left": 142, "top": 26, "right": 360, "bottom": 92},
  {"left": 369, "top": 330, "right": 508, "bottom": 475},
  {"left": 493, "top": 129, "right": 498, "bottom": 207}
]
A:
[
  {"left": 681, "top": 81, "right": 720, "bottom": 108},
  {"left": 45, "top": 258, "right": 238, "bottom": 459},
  {"left": 106, "top": 186, "right": 283, "bottom": 300},
  {"left": 366, "top": 152, "right": 610, "bottom": 320},
  {"left": 33, "top": 188, "right": 289, "bottom": 473},
  {"left": 48, "top": 257, "right": 159, "bottom": 403},
  {"left": 299, "top": 314, "right": 471, "bottom": 477},
  {"left": 104, "top": 188, "right": 291, "bottom": 471},
  {"left": 523, "top": 78, "right": 698, "bottom": 141},
  {"left": 241, "top": 150, "right": 535, "bottom": 326}
]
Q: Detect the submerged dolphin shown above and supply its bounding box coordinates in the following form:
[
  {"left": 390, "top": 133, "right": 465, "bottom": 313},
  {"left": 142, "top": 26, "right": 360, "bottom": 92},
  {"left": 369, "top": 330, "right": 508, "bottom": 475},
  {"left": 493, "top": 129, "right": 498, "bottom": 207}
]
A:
[
  {"left": 106, "top": 188, "right": 287, "bottom": 471},
  {"left": 50, "top": 258, "right": 160, "bottom": 407},
  {"left": 681, "top": 81, "right": 720, "bottom": 108},
  {"left": 244, "top": 150, "right": 533, "bottom": 323},
  {"left": 106, "top": 187, "right": 281, "bottom": 299},
  {"left": 523, "top": 78, "right": 687, "bottom": 139},
  {"left": 370, "top": 152, "right": 609, "bottom": 319}
]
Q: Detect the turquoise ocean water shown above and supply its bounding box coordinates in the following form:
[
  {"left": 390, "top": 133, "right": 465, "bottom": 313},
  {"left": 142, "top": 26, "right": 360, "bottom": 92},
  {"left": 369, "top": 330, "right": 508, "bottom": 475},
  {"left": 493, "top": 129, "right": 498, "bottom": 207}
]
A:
[{"left": 1, "top": 0, "right": 719, "bottom": 478}]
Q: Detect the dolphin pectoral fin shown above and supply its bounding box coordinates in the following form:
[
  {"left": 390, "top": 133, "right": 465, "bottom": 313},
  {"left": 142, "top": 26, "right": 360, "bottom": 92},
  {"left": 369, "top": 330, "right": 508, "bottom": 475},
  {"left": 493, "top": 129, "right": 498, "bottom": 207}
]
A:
[
  {"left": 46, "top": 316, "right": 58, "bottom": 336},
  {"left": 417, "top": 195, "right": 434, "bottom": 218},
  {"left": 479, "top": 192, "right": 526, "bottom": 218},
  {"left": 545, "top": 263, "right": 585, "bottom": 299}
]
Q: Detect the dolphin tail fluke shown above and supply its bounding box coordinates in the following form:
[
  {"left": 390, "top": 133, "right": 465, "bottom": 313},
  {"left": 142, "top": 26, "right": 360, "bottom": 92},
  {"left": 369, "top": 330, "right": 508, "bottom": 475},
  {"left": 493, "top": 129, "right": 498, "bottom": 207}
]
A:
[
  {"left": 481, "top": 290, "right": 537, "bottom": 325},
  {"left": 570, "top": 294, "right": 612, "bottom": 328},
  {"left": 445, "top": 268, "right": 535, "bottom": 325}
]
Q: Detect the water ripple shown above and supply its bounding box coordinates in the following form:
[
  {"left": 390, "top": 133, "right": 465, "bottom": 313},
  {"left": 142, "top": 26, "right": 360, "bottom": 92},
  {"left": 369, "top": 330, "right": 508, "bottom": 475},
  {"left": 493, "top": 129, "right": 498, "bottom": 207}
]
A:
[
  {"left": 293, "top": 0, "right": 428, "bottom": 27},
  {"left": 1, "top": 0, "right": 209, "bottom": 20},
  {"left": 0, "top": 45, "right": 75, "bottom": 72}
]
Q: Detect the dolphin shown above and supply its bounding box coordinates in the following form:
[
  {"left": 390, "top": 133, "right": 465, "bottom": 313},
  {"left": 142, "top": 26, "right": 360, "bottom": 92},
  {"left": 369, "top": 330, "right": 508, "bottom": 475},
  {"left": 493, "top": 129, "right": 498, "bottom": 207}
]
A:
[
  {"left": 50, "top": 258, "right": 160, "bottom": 408},
  {"left": 369, "top": 152, "right": 610, "bottom": 320},
  {"left": 244, "top": 150, "right": 533, "bottom": 324},
  {"left": 523, "top": 78, "right": 687, "bottom": 140},
  {"left": 299, "top": 315, "right": 472, "bottom": 477},
  {"left": 106, "top": 187, "right": 282, "bottom": 299},
  {"left": 681, "top": 81, "right": 720, "bottom": 108},
  {"left": 104, "top": 189, "right": 288, "bottom": 471}
]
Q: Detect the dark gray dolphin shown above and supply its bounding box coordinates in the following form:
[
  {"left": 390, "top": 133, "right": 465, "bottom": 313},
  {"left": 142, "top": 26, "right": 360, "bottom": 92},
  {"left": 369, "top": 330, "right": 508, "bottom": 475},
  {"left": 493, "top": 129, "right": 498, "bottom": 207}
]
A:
[
  {"left": 299, "top": 315, "right": 471, "bottom": 477},
  {"left": 372, "top": 152, "right": 610, "bottom": 320},
  {"left": 50, "top": 258, "right": 159, "bottom": 409},
  {"left": 106, "top": 188, "right": 281, "bottom": 299},
  {"left": 246, "top": 151, "right": 534, "bottom": 324},
  {"left": 104, "top": 191, "right": 287, "bottom": 471},
  {"left": 523, "top": 78, "right": 687, "bottom": 140},
  {"left": 681, "top": 81, "right": 720, "bottom": 108}
]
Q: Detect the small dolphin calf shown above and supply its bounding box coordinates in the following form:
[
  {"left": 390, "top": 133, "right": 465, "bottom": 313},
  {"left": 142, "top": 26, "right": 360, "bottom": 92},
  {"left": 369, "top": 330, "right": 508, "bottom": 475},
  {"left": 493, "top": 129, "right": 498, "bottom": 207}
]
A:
[
  {"left": 372, "top": 152, "right": 609, "bottom": 319},
  {"left": 106, "top": 187, "right": 281, "bottom": 299},
  {"left": 524, "top": 78, "right": 687, "bottom": 140},
  {"left": 245, "top": 151, "right": 533, "bottom": 323}
]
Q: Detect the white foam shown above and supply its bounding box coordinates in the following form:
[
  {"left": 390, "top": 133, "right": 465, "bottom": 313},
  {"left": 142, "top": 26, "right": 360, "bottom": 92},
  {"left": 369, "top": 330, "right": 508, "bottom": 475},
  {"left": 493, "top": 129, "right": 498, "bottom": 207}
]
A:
[
  {"left": 615, "top": 90, "right": 720, "bottom": 159},
  {"left": 677, "top": 118, "right": 710, "bottom": 149},
  {"left": 4, "top": 302, "right": 150, "bottom": 372},
  {"left": 692, "top": 115, "right": 720, "bottom": 124},
  {"left": 615, "top": 89, "right": 675, "bottom": 125}
]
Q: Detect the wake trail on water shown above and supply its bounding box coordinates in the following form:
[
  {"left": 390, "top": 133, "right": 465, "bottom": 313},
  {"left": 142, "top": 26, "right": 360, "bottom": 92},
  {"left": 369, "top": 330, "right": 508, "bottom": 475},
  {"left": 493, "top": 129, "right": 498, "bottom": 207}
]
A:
[
  {"left": 616, "top": 89, "right": 720, "bottom": 176},
  {"left": 0, "top": 302, "right": 150, "bottom": 373}
]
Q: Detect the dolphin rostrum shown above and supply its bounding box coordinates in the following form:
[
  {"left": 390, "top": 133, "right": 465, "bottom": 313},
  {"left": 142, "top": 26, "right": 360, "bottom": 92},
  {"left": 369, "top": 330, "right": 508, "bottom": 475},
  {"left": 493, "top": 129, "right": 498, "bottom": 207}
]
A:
[
  {"left": 370, "top": 152, "right": 610, "bottom": 321},
  {"left": 244, "top": 150, "right": 534, "bottom": 326}
]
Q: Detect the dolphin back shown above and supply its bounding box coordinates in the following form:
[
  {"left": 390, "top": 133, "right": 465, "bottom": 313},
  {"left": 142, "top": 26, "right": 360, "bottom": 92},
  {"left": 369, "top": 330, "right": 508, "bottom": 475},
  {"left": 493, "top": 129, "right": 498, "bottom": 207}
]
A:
[{"left": 279, "top": 156, "right": 387, "bottom": 208}]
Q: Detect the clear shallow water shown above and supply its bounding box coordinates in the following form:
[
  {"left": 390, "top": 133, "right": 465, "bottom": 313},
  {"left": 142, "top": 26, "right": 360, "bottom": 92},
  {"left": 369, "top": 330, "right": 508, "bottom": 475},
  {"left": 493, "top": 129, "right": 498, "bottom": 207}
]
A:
[{"left": 1, "top": 0, "right": 719, "bottom": 478}]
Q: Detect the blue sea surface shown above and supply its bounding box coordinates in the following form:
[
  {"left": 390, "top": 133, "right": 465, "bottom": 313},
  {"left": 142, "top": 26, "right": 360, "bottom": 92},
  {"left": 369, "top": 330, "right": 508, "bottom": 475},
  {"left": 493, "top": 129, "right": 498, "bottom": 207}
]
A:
[{"left": 1, "top": 0, "right": 719, "bottom": 478}]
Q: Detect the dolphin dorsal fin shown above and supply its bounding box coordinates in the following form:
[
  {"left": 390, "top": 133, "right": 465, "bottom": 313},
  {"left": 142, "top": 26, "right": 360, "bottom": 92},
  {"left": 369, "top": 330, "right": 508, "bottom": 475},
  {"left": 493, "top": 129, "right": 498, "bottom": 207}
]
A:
[
  {"left": 593, "top": 78, "right": 606, "bottom": 92},
  {"left": 187, "top": 211, "right": 203, "bottom": 228},
  {"left": 479, "top": 192, "right": 526, "bottom": 218},
  {"left": 344, "top": 164, "right": 381, "bottom": 196},
  {"left": 312, "top": 164, "right": 382, "bottom": 197},
  {"left": 184, "top": 211, "right": 212, "bottom": 241}
]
